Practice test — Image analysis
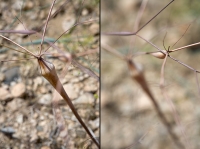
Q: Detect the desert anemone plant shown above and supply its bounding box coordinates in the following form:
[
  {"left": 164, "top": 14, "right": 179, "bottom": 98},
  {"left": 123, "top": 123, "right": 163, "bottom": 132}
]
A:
[{"left": 0, "top": 0, "right": 99, "bottom": 148}]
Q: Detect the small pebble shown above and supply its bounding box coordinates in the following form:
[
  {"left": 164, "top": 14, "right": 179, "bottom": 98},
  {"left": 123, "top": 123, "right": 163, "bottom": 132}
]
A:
[
  {"left": 0, "top": 87, "right": 12, "bottom": 101},
  {"left": 11, "top": 83, "right": 26, "bottom": 98}
]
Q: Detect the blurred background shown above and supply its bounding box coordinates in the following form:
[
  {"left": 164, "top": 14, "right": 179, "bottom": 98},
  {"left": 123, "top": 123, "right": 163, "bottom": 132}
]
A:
[{"left": 101, "top": 0, "right": 200, "bottom": 149}]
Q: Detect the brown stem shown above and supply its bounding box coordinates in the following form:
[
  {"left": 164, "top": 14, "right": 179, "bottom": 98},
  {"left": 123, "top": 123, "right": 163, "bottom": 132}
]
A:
[
  {"left": 38, "top": 58, "right": 99, "bottom": 148},
  {"left": 127, "top": 59, "right": 184, "bottom": 149}
]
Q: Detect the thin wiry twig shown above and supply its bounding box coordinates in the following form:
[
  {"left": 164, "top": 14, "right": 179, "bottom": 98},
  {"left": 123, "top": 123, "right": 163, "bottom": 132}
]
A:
[
  {"left": 101, "top": 43, "right": 124, "bottom": 60},
  {"left": 0, "top": 34, "right": 36, "bottom": 57},
  {"left": 0, "top": 30, "right": 37, "bottom": 35},
  {"left": 43, "top": 19, "right": 97, "bottom": 53},
  {"left": 76, "top": 0, "right": 86, "bottom": 23},
  {"left": 40, "top": 0, "right": 56, "bottom": 55},
  {"left": 129, "top": 0, "right": 149, "bottom": 54},
  {"left": 160, "top": 53, "right": 190, "bottom": 149},
  {"left": 1, "top": 57, "right": 36, "bottom": 63},
  {"left": 102, "top": 0, "right": 174, "bottom": 36},
  {"left": 171, "top": 23, "right": 191, "bottom": 49}
]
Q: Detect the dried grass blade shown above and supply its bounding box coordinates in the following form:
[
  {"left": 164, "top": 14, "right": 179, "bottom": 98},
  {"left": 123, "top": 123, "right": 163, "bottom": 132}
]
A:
[
  {"left": 127, "top": 59, "right": 184, "bottom": 149},
  {"left": 0, "top": 34, "right": 36, "bottom": 57},
  {"left": 0, "top": 30, "right": 37, "bottom": 35},
  {"left": 71, "top": 59, "right": 99, "bottom": 81},
  {"left": 38, "top": 59, "right": 99, "bottom": 148}
]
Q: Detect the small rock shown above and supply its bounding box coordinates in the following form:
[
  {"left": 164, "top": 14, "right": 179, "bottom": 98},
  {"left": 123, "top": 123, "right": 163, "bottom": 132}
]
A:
[
  {"left": 30, "top": 130, "right": 38, "bottom": 142},
  {"left": 73, "top": 83, "right": 83, "bottom": 91},
  {"left": 7, "top": 98, "right": 25, "bottom": 111},
  {"left": 37, "top": 131, "right": 46, "bottom": 139},
  {"left": 38, "top": 86, "right": 48, "bottom": 94},
  {"left": 70, "top": 78, "right": 80, "bottom": 83},
  {"left": 84, "top": 85, "right": 98, "bottom": 93},
  {"left": 0, "top": 116, "right": 5, "bottom": 123},
  {"left": 11, "top": 83, "right": 26, "bottom": 98},
  {"left": 0, "top": 127, "right": 15, "bottom": 135},
  {"left": 33, "top": 77, "right": 43, "bottom": 91},
  {"left": 4, "top": 67, "right": 19, "bottom": 84},
  {"left": 0, "top": 87, "right": 12, "bottom": 101},
  {"left": 38, "top": 94, "right": 52, "bottom": 105},
  {"left": 89, "top": 23, "right": 99, "bottom": 35},
  {"left": 82, "top": 8, "right": 89, "bottom": 16},
  {"left": 64, "top": 74, "right": 74, "bottom": 82},
  {"left": 41, "top": 146, "right": 50, "bottom": 149},
  {"left": 23, "top": 1, "right": 34, "bottom": 10},
  {"left": 78, "top": 76, "right": 85, "bottom": 81},
  {"left": 84, "top": 83, "right": 98, "bottom": 92},
  {"left": 12, "top": 1, "right": 23, "bottom": 10},
  {"left": 62, "top": 15, "right": 76, "bottom": 32},
  {"left": 14, "top": 23, "right": 26, "bottom": 37},
  {"left": 136, "top": 94, "right": 153, "bottom": 111},
  {"left": 16, "top": 114, "right": 23, "bottom": 124},
  {"left": 73, "top": 93, "right": 94, "bottom": 105},
  {"left": 76, "top": 128, "right": 86, "bottom": 138},
  {"left": 63, "top": 83, "right": 79, "bottom": 100},
  {"left": 89, "top": 118, "right": 99, "bottom": 130},
  {"left": 59, "top": 128, "right": 68, "bottom": 138}
]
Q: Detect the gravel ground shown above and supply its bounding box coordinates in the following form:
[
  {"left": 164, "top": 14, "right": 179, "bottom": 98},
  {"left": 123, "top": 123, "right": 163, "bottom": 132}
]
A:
[{"left": 0, "top": 0, "right": 99, "bottom": 149}]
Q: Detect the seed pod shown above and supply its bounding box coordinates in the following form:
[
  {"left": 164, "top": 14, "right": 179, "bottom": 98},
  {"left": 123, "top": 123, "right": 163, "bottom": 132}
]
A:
[{"left": 150, "top": 51, "right": 166, "bottom": 59}]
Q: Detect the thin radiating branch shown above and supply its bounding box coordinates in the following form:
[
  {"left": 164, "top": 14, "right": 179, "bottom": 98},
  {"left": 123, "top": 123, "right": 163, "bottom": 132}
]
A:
[
  {"left": 160, "top": 53, "right": 190, "bottom": 148},
  {"left": 0, "top": 30, "right": 37, "bottom": 35},
  {"left": 103, "top": 0, "right": 174, "bottom": 36},
  {"left": 1, "top": 57, "right": 36, "bottom": 63},
  {"left": 135, "top": 34, "right": 163, "bottom": 52},
  {"left": 71, "top": 59, "right": 99, "bottom": 81},
  {"left": 169, "top": 55, "right": 200, "bottom": 73},
  {"left": 128, "top": 0, "right": 149, "bottom": 55},
  {"left": 170, "top": 41, "right": 200, "bottom": 53},
  {"left": 0, "top": 34, "right": 37, "bottom": 57},
  {"left": 0, "top": 43, "right": 34, "bottom": 56},
  {"left": 35, "top": 0, "right": 71, "bottom": 32},
  {"left": 43, "top": 19, "right": 97, "bottom": 53},
  {"left": 40, "top": 0, "right": 57, "bottom": 55},
  {"left": 41, "top": 37, "right": 99, "bottom": 81},
  {"left": 101, "top": 43, "right": 124, "bottom": 60},
  {"left": 76, "top": 0, "right": 86, "bottom": 23},
  {"left": 15, "top": 16, "right": 35, "bottom": 47},
  {"left": 75, "top": 48, "right": 99, "bottom": 57},
  {"left": 171, "top": 23, "right": 191, "bottom": 49}
]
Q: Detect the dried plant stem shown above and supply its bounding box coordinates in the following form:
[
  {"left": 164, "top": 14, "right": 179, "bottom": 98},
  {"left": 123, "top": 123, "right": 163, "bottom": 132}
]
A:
[
  {"left": 38, "top": 59, "right": 99, "bottom": 148},
  {"left": 160, "top": 55, "right": 191, "bottom": 149},
  {"left": 40, "top": 0, "right": 56, "bottom": 54},
  {"left": 127, "top": 58, "right": 184, "bottom": 149},
  {"left": 0, "top": 30, "right": 36, "bottom": 35},
  {"left": 102, "top": 0, "right": 174, "bottom": 36}
]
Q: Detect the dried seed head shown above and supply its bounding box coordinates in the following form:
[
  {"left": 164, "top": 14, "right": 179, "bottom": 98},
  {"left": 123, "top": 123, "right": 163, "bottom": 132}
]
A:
[
  {"left": 38, "top": 58, "right": 59, "bottom": 89},
  {"left": 150, "top": 50, "right": 166, "bottom": 59}
]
